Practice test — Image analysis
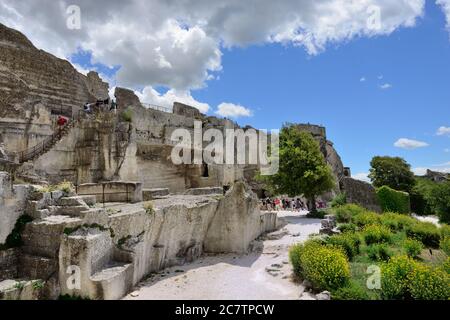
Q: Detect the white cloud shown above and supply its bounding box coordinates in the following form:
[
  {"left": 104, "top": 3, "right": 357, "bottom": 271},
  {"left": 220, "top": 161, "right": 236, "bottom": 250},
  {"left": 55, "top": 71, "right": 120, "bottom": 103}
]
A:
[
  {"left": 394, "top": 138, "right": 429, "bottom": 150},
  {"left": 435, "top": 161, "right": 450, "bottom": 166},
  {"left": 412, "top": 167, "right": 428, "bottom": 175},
  {"left": 216, "top": 103, "right": 252, "bottom": 118},
  {"left": 437, "top": 126, "right": 450, "bottom": 136},
  {"left": 379, "top": 83, "right": 393, "bottom": 90},
  {"left": 360, "top": 77, "right": 366, "bottom": 82},
  {"left": 445, "top": 148, "right": 450, "bottom": 153},
  {"left": 353, "top": 172, "right": 371, "bottom": 183},
  {"left": 135, "top": 86, "right": 210, "bottom": 113},
  {"left": 0, "top": 0, "right": 427, "bottom": 91},
  {"left": 437, "top": 0, "right": 450, "bottom": 34}
]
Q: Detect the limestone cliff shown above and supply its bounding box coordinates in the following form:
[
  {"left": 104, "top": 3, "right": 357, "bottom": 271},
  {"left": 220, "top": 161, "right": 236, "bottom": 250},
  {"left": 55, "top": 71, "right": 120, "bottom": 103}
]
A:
[{"left": 0, "top": 23, "right": 109, "bottom": 153}]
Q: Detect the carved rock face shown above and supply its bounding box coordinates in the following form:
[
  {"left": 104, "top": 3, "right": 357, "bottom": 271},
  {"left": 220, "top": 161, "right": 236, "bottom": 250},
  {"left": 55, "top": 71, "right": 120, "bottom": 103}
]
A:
[{"left": 0, "top": 23, "right": 109, "bottom": 153}]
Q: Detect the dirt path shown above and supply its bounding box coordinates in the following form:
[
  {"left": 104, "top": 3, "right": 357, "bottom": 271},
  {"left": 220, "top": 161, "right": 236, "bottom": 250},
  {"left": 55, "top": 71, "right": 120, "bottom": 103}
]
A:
[{"left": 123, "top": 211, "right": 322, "bottom": 300}]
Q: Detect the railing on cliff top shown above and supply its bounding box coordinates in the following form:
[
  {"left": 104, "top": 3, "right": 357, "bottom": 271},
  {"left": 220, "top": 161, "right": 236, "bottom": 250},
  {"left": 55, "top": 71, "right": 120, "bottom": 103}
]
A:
[{"left": 141, "top": 103, "right": 173, "bottom": 114}]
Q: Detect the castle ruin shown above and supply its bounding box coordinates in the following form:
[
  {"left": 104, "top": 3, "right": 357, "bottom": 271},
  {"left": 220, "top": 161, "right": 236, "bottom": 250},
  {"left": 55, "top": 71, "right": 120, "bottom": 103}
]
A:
[{"left": 0, "top": 23, "right": 371, "bottom": 299}]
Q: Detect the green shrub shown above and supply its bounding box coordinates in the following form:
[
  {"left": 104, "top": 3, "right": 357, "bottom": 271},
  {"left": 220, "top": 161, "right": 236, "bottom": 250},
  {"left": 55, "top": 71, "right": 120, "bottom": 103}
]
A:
[
  {"left": 338, "top": 223, "right": 358, "bottom": 233},
  {"left": 363, "top": 225, "right": 392, "bottom": 245},
  {"left": 406, "top": 222, "right": 441, "bottom": 248},
  {"left": 1, "top": 215, "right": 33, "bottom": 249},
  {"left": 353, "top": 212, "right": 381, "bottom": 227},
  {"left": 381, "top": 256, "right": 417, "bottom": 299},
  {"left": 331, "top": 281, "right": 369, "bottom": 300},
  {"left": 366, "top": 243, "right": 392, "bottom": 262},
  {"left": 289, "top": 243, "right": 305, "bottom": 276},
  {"left": 407, "top": 264, "right": 450, "bottom": 300},
  {"left": 38, "top": 181, "right": 74, "bottom": 194},
  {"left": 120, "top": 109, "right": 133, "bottom": 122},
  {"left": 376, "top": 186, "right": 411, "bottom": 214},
  {"left": 331, "top": 193, "right": 347, "bottom": 208},
  {"left": 306, "top": 209, "right": 327, "bottom": 219},
  {"left": 326, "top": 233, "right": 361, "bottom": 260},
  {"left": 143, "top": 201, "right": 155, "bottom": 215},
  {"left": 380, "top": 213, "right": 416, "bottom": 231},
  {"left": 441, "top": 224, "right": 450, "bottom": 238},
  {"left": 426, "top": 181, "right": 450, "bottom": 224},
  {"left": 411, "top": 178, "right": 436, "bottom": 215},
  {"left": 440, "top": 236, "right": 450, "bottom": 256},
  {"left": 289, "top": 241, "right": 350, "bottom": 291},
  {"left": 333, "top": 204, "right": 367, "bottom": 223},
  {"left": 403, "top": 239, "right": 424, "bottom": 258},
  {"left": 443, "top": 257, "right": 450, "bottom": 274}
]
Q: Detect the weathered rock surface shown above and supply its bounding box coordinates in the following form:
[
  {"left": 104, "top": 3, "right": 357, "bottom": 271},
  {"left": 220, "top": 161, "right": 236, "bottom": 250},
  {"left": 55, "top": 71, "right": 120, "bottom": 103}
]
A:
[
  {"left": 58, "top": 182, "right": 278, "bottom": 300},
  {"left": 0, "top": 23, "right": 109, "bottom": 154},
  {"left": 115, "top": 87, "right": 142, "bottom": 111},
  {"left": 0, "top": 171, "right": 31, "bottom": 243}
]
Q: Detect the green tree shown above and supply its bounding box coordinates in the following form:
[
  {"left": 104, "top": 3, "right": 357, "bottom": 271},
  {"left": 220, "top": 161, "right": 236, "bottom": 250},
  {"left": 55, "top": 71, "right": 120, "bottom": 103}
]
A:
[
  {"left": 369, "top": 156, "right": 416, "bottom": 193},
  {"left": 263, "top": 124, "right": 335, "bottom": 212},
  {"left": 427, "top": 181, "right": 450, "bottom": 224}
]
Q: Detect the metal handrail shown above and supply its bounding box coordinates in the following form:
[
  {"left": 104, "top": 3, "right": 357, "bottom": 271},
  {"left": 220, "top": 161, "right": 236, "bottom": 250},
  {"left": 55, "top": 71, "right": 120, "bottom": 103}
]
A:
[
  {"left": 141, "top": 103, "right": 172, "bottom": 113},
  {"left": 13, "top": 110, "right": 85, "bottom": 163}
]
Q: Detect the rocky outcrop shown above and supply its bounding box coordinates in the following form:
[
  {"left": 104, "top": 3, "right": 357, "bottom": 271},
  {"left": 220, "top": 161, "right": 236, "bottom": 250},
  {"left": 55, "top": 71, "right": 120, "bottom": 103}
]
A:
[
  {"left": 115, "top": 87, "right": 142, "bottom": 111},
  {"left": 57, "top": 182, "right": 278, "bottom": 300},
  {"left": 0, "top": 23, "right": 109, "bottom": 154},
  {"left": 173, "top": 102, "right": 203, "bottom": 118},
  {"left": 0, "top": 171, "right": 31, "bottom": 244}
]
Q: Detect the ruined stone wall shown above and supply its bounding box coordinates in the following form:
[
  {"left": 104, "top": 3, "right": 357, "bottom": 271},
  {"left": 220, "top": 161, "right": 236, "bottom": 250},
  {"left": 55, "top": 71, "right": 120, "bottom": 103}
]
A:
[
  {"left": 173, "top": 102, "right": 202, "bottom": 118},
  {"left": 115, "top": 87, "right": 142, "bottom": 111},
  {"left": 340, "top": 177, "right": 381, "bottom": 212},
  {"left": 0, "top": 23, "right": 109, "bottom": 154}
]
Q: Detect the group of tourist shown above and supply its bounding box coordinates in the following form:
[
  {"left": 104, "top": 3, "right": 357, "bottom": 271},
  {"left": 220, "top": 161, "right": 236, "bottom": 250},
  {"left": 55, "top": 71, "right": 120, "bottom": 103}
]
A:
[
  {"left": 54, "top": 98, "right": 118, "bottom": 135},
  {"left": 83, "top": 98, "right": 117, "bottom": 114},
  {"left": 260, "top": 197, "right": 327, "bottom": 212},
  {"left": 261, "top": 198, "right": 305, "bottom": 212}
]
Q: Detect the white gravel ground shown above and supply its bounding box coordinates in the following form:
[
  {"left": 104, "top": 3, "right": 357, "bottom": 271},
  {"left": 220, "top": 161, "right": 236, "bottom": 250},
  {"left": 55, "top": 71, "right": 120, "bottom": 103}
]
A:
[{"left": 123, "top": 211, "right": 322, "bottom": 300}]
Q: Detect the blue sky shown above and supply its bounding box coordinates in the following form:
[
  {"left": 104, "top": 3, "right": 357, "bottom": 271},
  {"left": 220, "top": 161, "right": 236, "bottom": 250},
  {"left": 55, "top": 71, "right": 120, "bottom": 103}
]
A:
[
  {"left": 191, "top": 1, "right": 450, "bottom": 177},
  {"left": 70, "top": 1, "right": 450, "bottom": 178},
  {"left": 3, "top": 0, "right": 450, "bottom": 180}
]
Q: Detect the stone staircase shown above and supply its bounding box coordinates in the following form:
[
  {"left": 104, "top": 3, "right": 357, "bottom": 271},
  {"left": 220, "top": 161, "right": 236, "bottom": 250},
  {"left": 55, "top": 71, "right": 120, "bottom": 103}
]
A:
[
  {"left": 59, "top": 227, "right": 134, "bottom": 300},
  {"left": 15, "top": 191, "right": 133, "bottom": 300},
  {"left": 0, "top": 190, "right": 111, "bottom": 299}
]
